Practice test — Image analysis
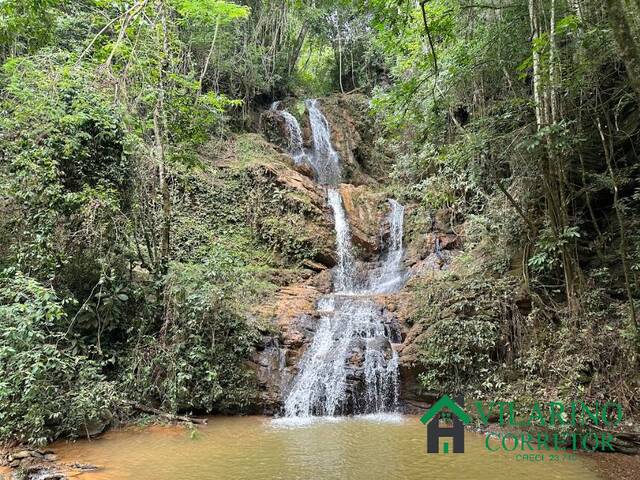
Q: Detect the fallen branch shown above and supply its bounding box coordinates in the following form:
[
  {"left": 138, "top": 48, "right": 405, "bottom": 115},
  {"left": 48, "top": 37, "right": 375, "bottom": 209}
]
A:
[{"left": 123, "top": 401, "right": 208, "bottom": 425}]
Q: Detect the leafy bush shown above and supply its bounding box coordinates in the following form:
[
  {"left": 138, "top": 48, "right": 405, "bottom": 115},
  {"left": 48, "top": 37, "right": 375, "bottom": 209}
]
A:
[
  {"left": 122, "top": 261, "right": 261, "bottom": 413},
  {"left": 0, "top": 272, "right": 120, "bottom": 445},
  {"left": 413, "top": 267, "right": 519, "bottom": 397},
  {"left": 0, "top": 55, "right": 131, "bottom": 285},
  {"left": 1, "top": 55, "right": 130, "bottom": 194}
]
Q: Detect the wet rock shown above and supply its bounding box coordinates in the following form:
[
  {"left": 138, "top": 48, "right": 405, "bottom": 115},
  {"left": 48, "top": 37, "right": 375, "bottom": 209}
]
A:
[
  {"left": 410, "top": 250, "right": 459, "bottom": 277},
  {"left": 422, "top": 232, "right": 461, "bottom": 253},
  {"left": 68, "top": 463, "right": 97, "bottom": 471},
  {"left": 301, "top": 259, "right": 327, "bottom": 272},
  {"left": 367, "top": 336, "right": 393, "bottom": 353},
  {"left": 307, "top": 269, "right": 332, "bottom": 293},
  {"left": 248, "top": 338, "right": 288, "bottom": 414},
  {"left": 43, "top": 455, "right": 57, "bottom": 462},
  {"left": 35, "top": 474, "right": 65, "bottom": 480}
]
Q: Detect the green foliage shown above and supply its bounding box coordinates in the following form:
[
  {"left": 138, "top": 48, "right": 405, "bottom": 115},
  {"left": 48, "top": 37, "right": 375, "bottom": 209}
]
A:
[
  {"left": 122, "top": 262, "right": 260, "bottom": 413},
  {"left": 8, "top": 65, "right": 128, "bottom": 192},
  {"left": 0, "top": 55, "right": 131, "bottom": 284},
  {"left": 528, "top": 225, "right": 581, "bottom": 274},
  {"left": 173, "top": 0, "right": 250, "bottom": 24},
  {"left": 413, "top": 267, "right": 517, "bottom": 397},
  {"left": 258, "top": 212, "right": 321, "bottom": 262},
  {"left": 0, "top": 0, "right": 61, "bottom": 59},
  {"left": 0, "top": 272, "right": 120, "bottom": 445}
]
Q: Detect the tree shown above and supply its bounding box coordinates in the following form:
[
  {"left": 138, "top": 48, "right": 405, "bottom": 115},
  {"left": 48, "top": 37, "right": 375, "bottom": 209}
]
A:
[{"left": 173, "top": 0, "right": 250, "bottom": 95}]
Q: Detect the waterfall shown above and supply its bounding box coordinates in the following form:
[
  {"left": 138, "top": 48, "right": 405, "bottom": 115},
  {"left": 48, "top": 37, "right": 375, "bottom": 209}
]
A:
[
  {"left": 367, "top": 199, "right": 409, "bottom": 293},
  {"left": 273, "top": 98, "right": 404, "bottom": 418},
  {"left": 283, "top": 298, "right": 399, "bottom": 417},
  {"left": 327, "top": 188, "right": 356, "bottom": 292},
  {"left": 305, "top": 99, "right": 341, "bottom": 185},
  {"left": 270, "top": 101, "right": 307, "bottom": 164}
]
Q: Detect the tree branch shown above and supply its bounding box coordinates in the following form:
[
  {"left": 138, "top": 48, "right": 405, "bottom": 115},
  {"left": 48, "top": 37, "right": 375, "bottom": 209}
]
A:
[{"left": 420, "top": 0, "right": 439, "bottom": 78}]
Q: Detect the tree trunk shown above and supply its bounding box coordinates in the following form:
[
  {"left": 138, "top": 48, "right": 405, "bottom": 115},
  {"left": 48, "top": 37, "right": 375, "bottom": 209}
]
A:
[
  {"left": 337, "top": 21, "right": 344, "bottom": 94},
  {"left": 155, "top": 0, "right": 171, "bottom": 274},
  {"left": 529, "top": 0, "right": 581, "bottom": 314},
  {"left": 198, "top": 17, "right": 220, "bottom": 96},
  {"left": 287, "top": 23, "right": 308, "bottom": 75}
]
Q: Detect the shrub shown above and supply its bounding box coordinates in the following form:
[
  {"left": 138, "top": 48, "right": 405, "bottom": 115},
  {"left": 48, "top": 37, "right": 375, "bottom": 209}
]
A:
[
  {"left": 414, "top": 267, "right": 519, "bottom": 397},
  {"left": 0, "top": 272, "right": 120, "bottom": 445},
  {"left": 121, "top": 261, "right": 260, "bottom": 413}
]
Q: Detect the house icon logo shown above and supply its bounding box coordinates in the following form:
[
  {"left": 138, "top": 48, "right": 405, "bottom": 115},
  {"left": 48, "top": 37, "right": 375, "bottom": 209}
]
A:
[{"left": 420, "top": 395, "right": 470, "bottom": 454}]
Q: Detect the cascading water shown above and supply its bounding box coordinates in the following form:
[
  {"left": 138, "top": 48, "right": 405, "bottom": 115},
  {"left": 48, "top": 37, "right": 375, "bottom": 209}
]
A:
[
  {"left": 367, "top": 199, "right": 409, "bottom": 294},
  {"left": 273, "top": 98, "right": 406, "bottom": 418},
  {"left": 327, "top": 188, "right": 356, "bottom": 293},
  {"left": 270, "top": 101, "right": 307, "bottom": 164},
  {"left": 283, "top": 297, "right": 400, "bottom": 417},
  {"left": 305, "top": 99, "right": 342, "bottom": 185}
]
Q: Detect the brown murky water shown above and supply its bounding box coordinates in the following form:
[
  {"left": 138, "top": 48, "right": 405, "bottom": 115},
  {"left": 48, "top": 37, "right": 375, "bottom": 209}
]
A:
[{"left": 54, "top": 414, "right": 601, "bottom": 480}]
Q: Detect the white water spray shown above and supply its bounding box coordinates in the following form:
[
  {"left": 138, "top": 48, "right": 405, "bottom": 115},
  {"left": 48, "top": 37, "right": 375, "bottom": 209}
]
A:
[
  {"left": 367, "top": 199, "right": 409, "bottom": 293},
  {"left": 327, "top": 188, "right": 356, "bottom": 292}
]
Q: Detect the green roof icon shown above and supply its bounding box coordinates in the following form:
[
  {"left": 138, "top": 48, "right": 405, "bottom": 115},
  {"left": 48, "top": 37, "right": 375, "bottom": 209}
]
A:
[{"left": 420, "top": 395, "right": 471, "bottom": 425}]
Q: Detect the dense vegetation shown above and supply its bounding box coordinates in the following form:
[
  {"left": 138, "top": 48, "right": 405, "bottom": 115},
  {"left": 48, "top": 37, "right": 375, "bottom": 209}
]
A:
[
  {"left": 375, "top": 0, "right": 640, "bottom": 411},
  {"left": 0, "top": 0, "right": 639, "bottom": 446}
]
